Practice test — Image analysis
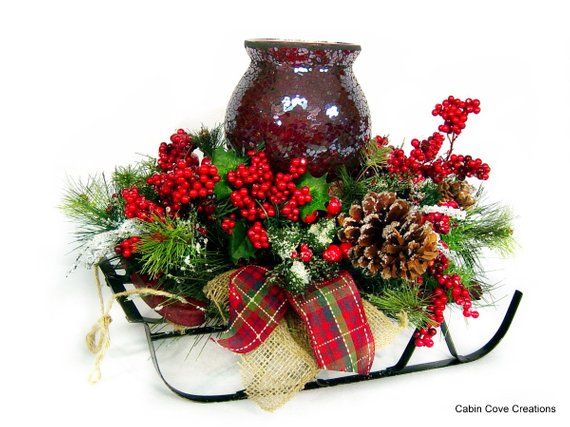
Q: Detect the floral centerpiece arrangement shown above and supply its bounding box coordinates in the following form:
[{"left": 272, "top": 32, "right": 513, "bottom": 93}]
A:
[{"left": 63, "top": 94, "right": 514, "bottom": 410}]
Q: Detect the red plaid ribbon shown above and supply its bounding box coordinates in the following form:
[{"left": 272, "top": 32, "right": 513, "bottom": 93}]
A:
[
  {"left": 217, "top": 266, "right": 288, "bottom": 353},
  {"left": 287, "top": 271, "right": 375, "bottom": 374},
  {"left": 217, "top": 266, "right": 375, "bottom": 375}
]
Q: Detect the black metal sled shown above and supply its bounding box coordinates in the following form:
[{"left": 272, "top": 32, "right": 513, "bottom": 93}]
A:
[{"left": 98, "top": 258, "right": 523, "bottom": 403}]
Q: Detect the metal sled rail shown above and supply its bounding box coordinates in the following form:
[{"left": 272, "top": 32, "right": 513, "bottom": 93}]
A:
[{"left": 99, "top": 258, "right": 523, "bottom": 403}]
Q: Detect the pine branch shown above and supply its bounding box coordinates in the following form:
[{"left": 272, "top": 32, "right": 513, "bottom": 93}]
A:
[
  {"left": 190, "top": 125, "right": 226, "bottom": 158},
  {"left": 61, "top": 174, "right": 123, "bottom": 243},
  {"left": 443, "top": 200, "right": 515, "bottom": 269},
  {"left": 112, "top": 157, "right": 157, "bottom": 197},
  {"left": 365, "top": 286, "right": 431, "bottom": 327},
  {"left": 137, "top": 215, "right": 201, "bottom": 278},
  {"left": 361, "top": 138, "right": 391, "bottom": 168},
  {"left": 160, "top": 252, "right": 233, "bottom": 300}
]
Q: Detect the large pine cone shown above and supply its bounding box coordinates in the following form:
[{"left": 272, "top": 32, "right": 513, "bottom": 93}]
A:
[
  {"left": 338, "top": 192, "right": 439, "bottom": 281},
  {"left": 440, "top": 180, "right": 475, "bottom": 208}
]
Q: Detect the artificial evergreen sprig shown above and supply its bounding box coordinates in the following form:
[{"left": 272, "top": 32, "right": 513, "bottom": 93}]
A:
[
  {"left": 111, "top": 157, "right": 157, "bottom": 197},
  {"left": 136, "top": 214, "right": 202, "bottom": 278},
  {"left": 365, "top": 286, "right": 431, "bottom": 327},
  {"left": 442, "top": 200, "right": 515, "bottom": 269},
  {"left": 61, "top": 174, "right": 122, "bottom": 244},
  {"left": 190, "top": 125, "right": 226, "bottom": 158}
]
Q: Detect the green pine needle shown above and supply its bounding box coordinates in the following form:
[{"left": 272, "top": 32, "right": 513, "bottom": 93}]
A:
[
  {"left": 111, "top": 157, "right": 157, "bottom": 196},
  {"left": 190, "top": 125, "right": 226, "bottom": 158},
  {"left": 61, "top": 174, "right": 122, "bottom": 244},
  {"left": 137, "top": 215, "right": 201, "bottom": 278},
  {"left": 365, "top": 286, "right": 431, "bottom": 327},
  {"left": 443, "top": 200, "right": 515, "bottom": 269}
]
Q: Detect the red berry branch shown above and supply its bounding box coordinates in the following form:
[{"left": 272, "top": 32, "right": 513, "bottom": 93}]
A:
[
  {"left": 388, "top": 96, "right": 490, "bottom": 183},
  {"left": 414, "top": 252, "right": 479, "bottom": 347},
  {"left": 146, "top": 129, "right": 221, "bottom": 214},
  {"left": 114, "top": 236, "right": 141, "bottom": 259},
  {"left": 223, "top": 150, "right": 312, "bottom": 248},
  {"left": 122, "top": 187, "right": 164, "bottom": 221}
]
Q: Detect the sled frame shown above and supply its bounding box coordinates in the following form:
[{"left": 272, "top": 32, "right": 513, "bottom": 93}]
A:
[{"left": 98, "top": 258, "right": 523, "bottom": 403}]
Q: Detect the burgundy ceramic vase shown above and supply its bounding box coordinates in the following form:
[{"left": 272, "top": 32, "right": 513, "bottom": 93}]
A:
[{"left": 225, "top": 39, "right": 371, "bottom": 176}]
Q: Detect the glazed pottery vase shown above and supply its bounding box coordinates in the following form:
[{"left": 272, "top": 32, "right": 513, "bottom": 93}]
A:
[{"left": 225, "top": 39, "right": 371, "bottom": 176}]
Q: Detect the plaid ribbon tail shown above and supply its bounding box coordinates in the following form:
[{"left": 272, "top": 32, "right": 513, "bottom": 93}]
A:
[
  {"left": 217, "top": 266, "right": 288, "bottom": 354},
  {"left": 287, "top": 271, "right": 375, "bottom": 375}
]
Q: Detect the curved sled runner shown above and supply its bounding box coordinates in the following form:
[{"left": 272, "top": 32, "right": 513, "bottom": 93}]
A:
[{"left": 99, "top": 258, "right": 523, "bottom": 403}]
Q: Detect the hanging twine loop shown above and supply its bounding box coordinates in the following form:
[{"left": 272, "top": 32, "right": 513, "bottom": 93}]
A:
[{"left": 86, "top": 266, "right": 193, "bottom": 384}]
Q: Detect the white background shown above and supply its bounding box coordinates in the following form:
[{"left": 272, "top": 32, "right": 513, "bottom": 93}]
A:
[{"left": 1, "top": 0, "right": 569, "bottom": 425}]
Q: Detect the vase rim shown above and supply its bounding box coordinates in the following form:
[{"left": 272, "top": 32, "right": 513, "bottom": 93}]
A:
[{"left": 245, "top": 38, "right": 361, "bottom": 51}]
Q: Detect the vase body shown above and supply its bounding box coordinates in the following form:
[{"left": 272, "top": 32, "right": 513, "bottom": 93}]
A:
[{"left": 225, "top": 39, "right": 371, "bottom": 176}]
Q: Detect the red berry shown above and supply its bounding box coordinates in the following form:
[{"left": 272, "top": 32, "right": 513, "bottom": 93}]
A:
[
  {"left": 299, "top": 243, "right": 313, "bottom": 262},
  {"left": 339, "top": 242, "right": 352, "bottom": 258},
  {"left": 326, "top": 197, "right": 342, "bottom": 216},
  {"left": 303, "top": 211, "right": 318, "bottom": 224},
  {"left": 322, "top": 244, "right": 343, "bottom": 263}
]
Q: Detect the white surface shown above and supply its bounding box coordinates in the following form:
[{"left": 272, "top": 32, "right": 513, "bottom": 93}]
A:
[{"left": 1, "top": 0, "right": 568, "bottom": 425}]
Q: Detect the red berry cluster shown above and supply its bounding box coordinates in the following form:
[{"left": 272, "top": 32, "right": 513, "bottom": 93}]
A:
[
  {"left": 121, "top": 187, "right": 164, "bottom": 221},
  {"left": 114, "top": 236, "right": 141, "bottom": 259},
  {"left": 291, "top": 243, "right": 314, "bottom": 262},
  {"left": 415, "top": 252, "right": 480, "bottom": 347},
  {"left": 423, "top": 212, "right": 451, "bottom": 234},
  {"left": 146, "top": 157, "right": 221, "bottom": 213},
  {"left": 432, "top": 96, "right": 480, "bottom": 136},
  {"left": 247, "top": 221, "right": 270, "bottom": 249},
  {"left": 388, "top": 96, "right": 490, "bottom": 183},
  {"left": 157, "top": 129, "right": 197, "bottom": 172},
  {"left": 447, "top": 154, "right": 491, "bottom": 180},
  {"left": 224, "top": 150, "right": 312, "bottom": 248},
  {"left": 388, "top": 133, "right": 446, "bottom": 182},
  {"left": 414, "top": 327, "right": 437, "bottom": 348}
]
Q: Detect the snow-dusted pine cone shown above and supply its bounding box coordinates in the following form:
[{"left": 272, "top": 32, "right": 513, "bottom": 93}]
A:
[
  {"left": 440, "top": 180, "right": 476, "bottom": 208},
  {"left": 338, "top": 192, "right": 439, "bottom": 281}
]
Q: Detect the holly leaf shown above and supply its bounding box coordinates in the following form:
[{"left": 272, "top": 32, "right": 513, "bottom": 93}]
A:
[
  {"left": 298, "top": 173, "right": 330, "bottom": 217},
  {"left": 229, "top": 221, "right": 255, "bottom": 262},
  {"left": 212, "top": 147, "right": 245, "bottom": 199}
]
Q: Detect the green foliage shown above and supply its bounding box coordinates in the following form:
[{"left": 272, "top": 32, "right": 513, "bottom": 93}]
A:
[
  {"left": 160, "top": 252, "right": 233, "bottom": 300},
  {"left": 267, "top": 219, "right": 337, "bottom": 257},
  {"left": 361, "top": 138, "right": 391, "bottom": 168},
  {"left": 417, "top": 180, "right": 442, "bottom": 206},
  {"left": 297, "top": 172, "right": 330, "bottom": 217},
  {"left": 265, "top": 257, "right": 339, "bottom": 294},
  {"left": 228, "top": 221, "right": 255, "bottom": 262},
  {"left": 191, "top": 125, "right": 225, "bottom": 158},
  {"left": 111, "top": 157, "right": 157, "bottom": 197},
  {"left": 61, "top": 174, "right": 122, "bottom": 243},
  {"left": 337, "top": 166, "right": 413, "bottom": 208},
  {"left": 442, "top": 201, "right": 515, "bottom": 269},
  {"left": 212, "top": 147, "right": 246, "bottom": 199},
  {"left": 365, "top": 286, "right": 431, "bottom": 328},
  {"left": 137, "top": 215, "right": 201, "bottom": 278},
  {"left": 265, "top": 219, "right": 339, "bottom": 293}
]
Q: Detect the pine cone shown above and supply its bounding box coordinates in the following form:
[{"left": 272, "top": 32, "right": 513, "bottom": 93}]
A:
[
  {"left": 338, "top": 192, "right": 438, "bottom": 281},
  {"left": 440, "top": 180, "right": 476, "bottom": 208}
]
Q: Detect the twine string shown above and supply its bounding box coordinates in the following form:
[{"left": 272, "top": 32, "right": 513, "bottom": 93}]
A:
[{"left": 86, "top": 266, "right": 192, "bottom": 383}]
